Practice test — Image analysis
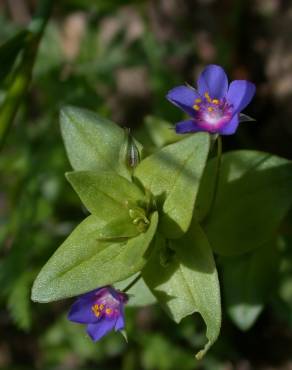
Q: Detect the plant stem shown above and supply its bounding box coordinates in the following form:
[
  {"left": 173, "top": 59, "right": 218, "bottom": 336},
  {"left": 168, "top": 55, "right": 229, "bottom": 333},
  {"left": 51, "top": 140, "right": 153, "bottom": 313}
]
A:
[
  {"left": 123, "top": 274, "right": 142, "bottom": 293},
  {"left": 204, "top": 135, "right": 222, "bottom": 222},
  {"left": 0, "top": 0, "right": 53, "bottom": 150}
]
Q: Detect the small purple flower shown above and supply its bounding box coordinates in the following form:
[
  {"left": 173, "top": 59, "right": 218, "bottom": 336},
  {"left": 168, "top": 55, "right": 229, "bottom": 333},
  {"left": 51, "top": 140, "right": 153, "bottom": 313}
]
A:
[
  {"left": 167, "top": 64, "right": 256, "bottom": 135},
  {"left": 68, "top": 286, "right": 128, "bottom": 341}
]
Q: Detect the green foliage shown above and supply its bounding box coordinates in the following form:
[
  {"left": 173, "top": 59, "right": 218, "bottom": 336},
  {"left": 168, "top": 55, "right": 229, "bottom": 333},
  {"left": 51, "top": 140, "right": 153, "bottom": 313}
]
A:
[
  {"left": 135, "top": 133, "right": 210, "bottom": 239},
  {"left": 144, "top": 116, "right": 182, "bottom": 148},
  {"left": 197, "top": 150, "right": 292, "bottom": 255},
  {"left": 60, "top": 106, "right": 134, "bottom": 178},
  {"left": 221, "top": 239, "right": 280, "bottom": 330},
  {"left": 115, "top": 274, "right": 157, "bottom": 307},
  {"left": 2, "top": 3, "right": 292, "bottom": 368},
  {"left": 32, "top": 104, "right": 292, "bottom": 360},
  {"left": 33, "top": 105, "right": 219, "bottom": 357},
  {"left": 143, "top": 220, "right": 221, "bottom": 359},
  {"left": 66, "top": 170, "right": 148, "bottom": 237},
  {"left": 0, "top": 30, "right": 29, "bottom": 84},
  {"left": 31, "top": 212, "right": 158, "bottom": 302},
  {"left": 8, "top": 271, "right": 36, "bottom": 331}
]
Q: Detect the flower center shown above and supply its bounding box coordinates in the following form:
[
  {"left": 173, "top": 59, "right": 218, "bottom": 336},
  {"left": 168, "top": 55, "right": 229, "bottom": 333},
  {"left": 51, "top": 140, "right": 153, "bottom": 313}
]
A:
[
  {"left": 91, "top": 296, "right": 120, "bottom": 319},
  {"left": 193, "top": 92, "right": 232, "bottom": 131}
]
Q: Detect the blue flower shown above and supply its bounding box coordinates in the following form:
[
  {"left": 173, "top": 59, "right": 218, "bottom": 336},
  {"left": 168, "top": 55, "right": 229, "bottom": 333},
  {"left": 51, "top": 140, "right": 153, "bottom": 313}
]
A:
[
  {"left": 68, "top": 286, "right": 128, "bottom": 341},
  {"left": 166, "top": 64, "right": 256, "bottom": 135}
]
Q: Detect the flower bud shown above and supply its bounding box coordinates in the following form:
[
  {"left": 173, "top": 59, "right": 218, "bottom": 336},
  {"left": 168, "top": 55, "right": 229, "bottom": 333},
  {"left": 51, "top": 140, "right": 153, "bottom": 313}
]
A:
[{"left": 121, "top": 128, "right": 140, "bottom": 171}]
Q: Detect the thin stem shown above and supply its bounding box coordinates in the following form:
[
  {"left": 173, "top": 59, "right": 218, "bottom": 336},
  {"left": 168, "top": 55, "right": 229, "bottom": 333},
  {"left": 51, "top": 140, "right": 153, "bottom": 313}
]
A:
[
  {"left": 0, "top": 0, "right": 53, "bottom": 150},
  {"left": 123, "top": 274, "right": 142, "bottom": 293},
  {"left": 204, "top": 135, "right": 222, "bottom": 222}
]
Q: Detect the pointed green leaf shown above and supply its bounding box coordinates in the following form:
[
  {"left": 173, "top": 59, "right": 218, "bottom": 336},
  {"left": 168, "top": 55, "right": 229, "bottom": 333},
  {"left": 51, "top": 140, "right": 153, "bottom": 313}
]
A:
[
  {"left": 196, "top": 150, "right": 292, "bottom": 255},
  {"left": 135, "top": 133, "right": 210, "bottom": 238},
  {"left": 31, "top": 212, "right": 158, "bottom": 302},
  {"left": 143, "top": 220, "right": 221, "bottom": 359},
  {"left": 221, "top": 239, "right": 280, "bottom": 331},
  {"left": 66, "top": 170, "right": 147, "bottom": 237},
  {"left": 60, "top": 106, "right": 140, "bottom": 177}
]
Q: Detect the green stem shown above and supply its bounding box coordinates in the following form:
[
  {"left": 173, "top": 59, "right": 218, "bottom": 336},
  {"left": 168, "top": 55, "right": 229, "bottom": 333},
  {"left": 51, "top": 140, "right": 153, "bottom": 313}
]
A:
[
  {"left": 123, "top": 274, "right": 142, "bottom": 293},
  {"left": 204, "top": 135, "right": 222, "bottom": 222},
  {"left": 0, "top": 0, "right": 53, "bottom": 150}
]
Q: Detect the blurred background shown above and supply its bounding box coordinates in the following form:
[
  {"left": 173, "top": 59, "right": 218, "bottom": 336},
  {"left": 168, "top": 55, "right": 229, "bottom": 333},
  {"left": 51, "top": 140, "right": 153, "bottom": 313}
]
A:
[{"left": 1, "top": 0, "right": 292, "bottom": 369}]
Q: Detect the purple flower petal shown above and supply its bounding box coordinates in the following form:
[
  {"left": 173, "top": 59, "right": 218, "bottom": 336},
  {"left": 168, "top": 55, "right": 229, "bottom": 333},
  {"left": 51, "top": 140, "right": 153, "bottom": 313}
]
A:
[
  {"left": 114, "top": 309, "right": 125, "bottom": 331},
  {"left": 197, "top": 64, "right": 228, "bottom": 99},
  {"left": 218, "top": 114, "right": 239, "bottom": 135},
  {"left": 166, "top": 86, "right": 201, "bottom": 117},
  {"left": 175, "top": 119, "right": 202, "bottom": 134},
  {"left": 86, "top": 319, "right": 116, "bottom": 341},
  {"left": 68, "top": 297, "right": 97, "bottom": 324},
  {"left": 226, "top": 80, "right": 256, "bottom": 115}
]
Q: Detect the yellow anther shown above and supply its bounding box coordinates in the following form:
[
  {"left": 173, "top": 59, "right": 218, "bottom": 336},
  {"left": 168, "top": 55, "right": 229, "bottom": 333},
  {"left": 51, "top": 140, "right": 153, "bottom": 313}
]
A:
[
  {"left": 105, "top": 308, "right": 113, "bottom": 315},
  {"left": 99, "top": 304, "right": 104, "bottom": 310},
  {"left": 212, "top": 99, "right": 219, "bottom": 104},
  {"left": 195, "top": 98, "right": 202, "bottom": 103},
  {"left": 208, "top": 107, "right": 213, "bottom": 112},
  {"left": 204, "top": 92, "right": 211, "bottom": 102},
  {"left": 193, "top": 104, "right": 200, "bottom": 111},
  {"left": 92, "top": 304, "right": 101, "bottom": 317}
]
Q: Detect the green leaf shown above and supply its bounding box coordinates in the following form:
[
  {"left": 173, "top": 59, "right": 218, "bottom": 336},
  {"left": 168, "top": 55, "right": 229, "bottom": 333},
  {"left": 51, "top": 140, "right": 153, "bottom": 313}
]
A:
[
  {"left": 31, "top": 212, "right": 158, "bottom": 302},
  {"left": 115, "top": 274, "right": 157, "bottom": 307},
  {"left": 196, "top": 150, "right": 292, "bottom": 255},
  {"left": 66, "top": 170, "right": 147, "bottom": 237},
  {"left": 221, "top": 239, "right": 280, "bottom": 331},
  {"left": 144, "top": 116, "right": 182, "bottom": 148},
  {"left": 0, "top": 30, "right": 29, "bottom": 84},
  {"left": 135, "top": 133, "right": 210, "bottom": 238},
  {"left": 143, "top": 220, "right": 221, "bottom": 359},
  {"left": 60, "top": 106, "right": 139, "bottom": 178}
]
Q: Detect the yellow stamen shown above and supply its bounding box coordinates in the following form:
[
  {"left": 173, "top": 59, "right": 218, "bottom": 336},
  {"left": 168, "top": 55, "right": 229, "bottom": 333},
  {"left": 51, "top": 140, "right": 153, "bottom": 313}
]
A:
[
  {"left": 208, "top": 107, "right": 213, "bottom": 112},
  {"left": 99, "top": 304, "right": 104, "bottom": 310},
  {"left": 193, "top": 104, "right": 200, "bottom": 111},
  {"left": 92, "top": 304, "right": 101, "bottom": 317},
  {"left": 212, "top": 99, "right": 219, "bottom": 104},
  {"left": 105, "top": 308, "right": 113, "bottom": 315},
  {"left": 204, "top": 92, "right": 211, "bottom": 102},
  {"left": 195, "top": 98, "right": 202, "bottom": 103}
]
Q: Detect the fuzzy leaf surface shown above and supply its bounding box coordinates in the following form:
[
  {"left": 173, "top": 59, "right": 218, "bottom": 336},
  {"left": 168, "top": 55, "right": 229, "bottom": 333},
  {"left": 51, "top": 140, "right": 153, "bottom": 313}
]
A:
[
  {"left": 135, "top": 133, "right": 210, "bottom": 238},
  {"left": 143, "top": 220, "right": 221, "bottom": 359},
  {"left": 31, "top": 212, "right": 158, "bottom": 302},
  {"left": 196, "top": 150, "right": 292, "bottom": 255}
]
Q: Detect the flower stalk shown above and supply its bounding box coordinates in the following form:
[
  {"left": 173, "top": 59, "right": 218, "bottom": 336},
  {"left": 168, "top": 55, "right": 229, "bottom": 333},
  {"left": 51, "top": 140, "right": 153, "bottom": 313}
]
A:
[
  {"left": 206, "top": 135, "right": 222, "bottom": 221},
  {"left": 123, "top": 273, "right": 142, "bottom": 293}
]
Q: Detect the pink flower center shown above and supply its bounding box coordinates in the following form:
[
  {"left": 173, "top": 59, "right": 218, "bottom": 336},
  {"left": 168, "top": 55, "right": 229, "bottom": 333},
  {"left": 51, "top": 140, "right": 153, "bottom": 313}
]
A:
[
  {"left": 193, "top": 92, "right": 233, "bottom": 132},
  {"left": 91, "top": 295, "right": 120, "bottom": 319}
]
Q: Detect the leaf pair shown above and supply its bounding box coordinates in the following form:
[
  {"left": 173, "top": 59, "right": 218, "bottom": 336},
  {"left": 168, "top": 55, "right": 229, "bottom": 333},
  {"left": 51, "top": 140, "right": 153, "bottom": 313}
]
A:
[{"left": 32, "top": 106, "right": 212, "bottom": 298}]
